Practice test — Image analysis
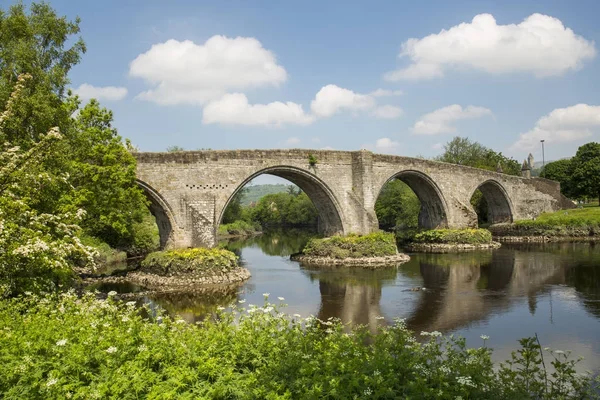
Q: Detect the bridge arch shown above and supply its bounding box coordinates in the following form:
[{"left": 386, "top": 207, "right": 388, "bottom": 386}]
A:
[
  {"left": 471, "top": 179, "right": 513, "bottom": 224},
  {"left": 219, "top": 166, "right": 345, "bottom": 236},
  {"left": 136, "top": 179, "right": 178, "bottom": 249},
  {"left": 378, "top": 170, "right": 449, "bottom": 229}
]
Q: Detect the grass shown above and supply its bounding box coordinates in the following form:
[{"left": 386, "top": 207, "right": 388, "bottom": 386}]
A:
[
  {"left": 302, "top": 232, "right": 398, "bottom": 259},
  {"left": 140, "top": 248, "right": 238, "bottom": 276},
  {"left": 515, "top": 207, "right": 600, "bottom": 227},
  {"left": 412, "top": 229, "right": 493, "bottom": 245}
]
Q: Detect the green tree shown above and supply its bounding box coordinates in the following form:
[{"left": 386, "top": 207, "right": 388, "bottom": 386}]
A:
[
  {"left": 436, "top": 136, "right": 520, "bottom": 175},
  {"left": 374, "top": 180, "right": 420, "bottom": 230},
  {"left": 0, "top": 2, "right": 85, "bottom": 149},
  {"left": 222, "top": 188, "right": 247, "bottom": 224},
  {"left": 540, "top": 159, "right": 575, "bottom": 198},
  {"left": 571, "top": 142, "right": 600, "bottom": 203},
  {"left": 167, "top": 145, "right": 185, "bottom": 152},
  {"left": 60, "top": 100, "right": 149, "bottom": 248}
]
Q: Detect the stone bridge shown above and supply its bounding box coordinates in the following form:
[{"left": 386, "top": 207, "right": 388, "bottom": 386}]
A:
[{"left": 134, "top": 149, "right": 572, "bottom": 249}]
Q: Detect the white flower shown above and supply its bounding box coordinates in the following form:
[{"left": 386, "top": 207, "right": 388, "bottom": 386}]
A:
[
  {"left": 106, "top": 346, "right": 117, "bottom": 354},
  {"left": 121, "top": 317, "right": 130, "bottom": 322},
  {"left": 325, "top": 329, "right": 333, "bottom": 334},
  {"left": 46, "top": 378, "right": 58, "bottom": 387},
  {"left": 293, "top": 314, "right": 301, "bottom": 318},
  {"left": 554, "top": 350, "right": 565, "bottom": 354},
  {"left": 138, "top": 345, "right": 148, "bottom": 352},
  {"left": 262, "top": 306, "right": 274, "bottom": 313},
  {"left": 277, "top": 297, "right": 285, "bottom": 301},
  {"left": 56, "top": 339, "right": 67, "bottom": 346},
  {"left": 457, "top": 376, "right": 476, "bottom": 388},
  {"left": 262, "top": 293, "right": 270, "bottom": 297},
  {"left": 480, "top": 335, "right": 490, "bottom": 340},
  {"left": 363, "top": 388, "right": 372, "bottom": 396},
  {"left": 238, "top": 299, "right": 246, "bottom": 304},
  {"left": 126, "top": 301, "right": 136, "bottom": 307},
  {"left": 374, "top": 369, "right": 381, "bottom": 376},
  {"left": 175, "top": 319, "right": 186, "bottom": 324},
  {"left": 107, "top": 291, "right": 117, "bottom": 297},
  {"left": 376, "top": 316, "right": 385, "bottom": 320},
  {"left": 216, "top": 306, "right": 225, "bottom": 311}
]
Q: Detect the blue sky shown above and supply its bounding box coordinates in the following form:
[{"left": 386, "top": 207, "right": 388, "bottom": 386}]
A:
[{"left": 19, "top": 0, "right": 600, "bottom": 163}]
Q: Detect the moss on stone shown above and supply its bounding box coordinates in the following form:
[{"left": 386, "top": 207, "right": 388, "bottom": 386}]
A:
[
  {"left": 141, "top": 248, "right": 238, "bottom": 276},
  {"left": 412, "top": 229, "right": 493, "bottom": 245}
]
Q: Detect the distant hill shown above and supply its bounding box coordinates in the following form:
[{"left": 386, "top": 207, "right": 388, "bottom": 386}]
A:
[{"left": 241, "top": 184, "right": 296, "bottom": 206}]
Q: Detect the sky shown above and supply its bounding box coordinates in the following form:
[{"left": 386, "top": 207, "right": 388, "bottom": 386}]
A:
[{"left": 14, "top": 0, "right": 600, "bottom": 165}]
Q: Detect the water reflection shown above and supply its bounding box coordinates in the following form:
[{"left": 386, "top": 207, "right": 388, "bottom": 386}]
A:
[{"left": 110, "top": 230, "right": 600, "bottom": 371}]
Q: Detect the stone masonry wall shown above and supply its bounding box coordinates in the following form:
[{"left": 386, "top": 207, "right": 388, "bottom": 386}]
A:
[{"left": 135, "top": 150, "right": 572, "bottom": 249}]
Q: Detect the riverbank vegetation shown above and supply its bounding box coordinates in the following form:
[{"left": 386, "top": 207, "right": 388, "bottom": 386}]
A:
[
  {"left": 302, "top": 232, "right": 398, "bottom": 259},
  {"left": 218, "top": 220, "right": 262, "bottom": 237},
  {"left": 1, "top": 292, "right": 597, "bottom": 399},
  {"left": 412, "top": 229, "right": 494, "bottom": 245},
  {"left": 490, "top": 207, "right": 600, "bottom": 239}
]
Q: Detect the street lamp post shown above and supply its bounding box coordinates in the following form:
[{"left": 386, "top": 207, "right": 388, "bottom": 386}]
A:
[{"left": 540, "top": 140, "right": 545, "bottom": 169}]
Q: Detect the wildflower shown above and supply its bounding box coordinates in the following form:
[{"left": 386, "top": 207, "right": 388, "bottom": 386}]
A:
[
  {"left": 175, "top": 319, "right": 186, "bottom": 324},
  {"left": 46, "top": 378, "right": 58, "bottom": 387},
  {"left": 263, "top": 292, "right": 270, "bottom": 297},
  {"left": 55, "top": 339, "right": 67, "bottom": 346},
  {"left": 107, "top": 291, "right": 117, "bottom": 297},
  {"left": 216, "top": 306, "right": 225, "bottom": 311},
  {"left": 138, "top": 345, "right": 148, "bottom": 352},
  {"left": 277, "top": 297, "right": 285, "bottom": 301},
  {"left": 376, "top": 316, "right": 385, "bottom": 320},
  {"left": 325, "top": 329, "right": 333, "bottom": 334},
  {"left": 262, "top": 306, "right": 274, "bottom": 313},
  {"left": 480, "top": 335, "right": 490, "bottom": 340},
  {"left": 554, "top": 350, "right": 565, "bottom": 354},
  {"left": 126, "top": 301, "right": 136, "bottom": 307},
  {"left": 293, "top": 314, "right": 301, "bottom": 318},
  {"left": 238, "top": 299, "right": 246, "bottom": 304},
  {"left": 121, "top": 317, "right": 130, "bottom": 322},
  {"left": 456, "top": 376, "right": 476, "bottom": 388},
  {"left": 106, "top": 346, "right": 117, "bottom": 354},
  {"left": 374, "top": 369, "right": 381, "bottom": 376},
  {"left": 364, "top": 388, "right": 373, "bottom": 396}
]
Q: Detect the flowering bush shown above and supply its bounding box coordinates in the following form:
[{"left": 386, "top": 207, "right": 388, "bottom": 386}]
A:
[
  {"left": 0, "top": 75, "right": 95, "bottom": 296},
  {"left": 0, "top": 292, "right": 597, "bottom": 399}
]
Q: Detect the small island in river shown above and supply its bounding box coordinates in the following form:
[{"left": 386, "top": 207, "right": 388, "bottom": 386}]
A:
[
  {"left": 291, "top": 232, "right": 410, "bottom": 267},
  {"left": 404, "top": 228, "right": 501, "bottom": 253}
]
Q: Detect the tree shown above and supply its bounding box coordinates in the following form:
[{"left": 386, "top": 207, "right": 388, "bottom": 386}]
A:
[
  {"left": 374, "top": 180, "right": 420, "bottom": 230},
  {"left": 540, "top": 159, "right": 575, "bottom": 198},
  {"left": 436, "top": 136, "right": 520, "bottom": 175},
  {"left": 571, "top": 142, "right": 600, "bottom": 203},
  {"left": 222, "top": 188, "right": 247, "bottom": 224},
  {"left": 167, "top": 145, "right": 185, "bottom": 152},
  {"left": 60, "top": 100, "right": 149, "bottom": 248},
  {"left": 0, "top": 2, "right": 85, "bottom": 149}
]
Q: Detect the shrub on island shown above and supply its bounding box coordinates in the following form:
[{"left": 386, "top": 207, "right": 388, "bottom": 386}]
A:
[
  {"left": 302, "top": 232, "right": 398, "bottom": 259},
  {"left": 217, "top": 220, "right": 262, "bottom": 237},
  {"left": 412, "top": 229, "right": 493, "bottom": 245},
  {"left": 141, "top": 248, "right": 239, "bottom": 276}
]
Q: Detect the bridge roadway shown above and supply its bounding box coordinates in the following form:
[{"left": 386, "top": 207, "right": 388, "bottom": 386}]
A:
[{"left": 134, "top": 149, "right": 572, "bottom": 249}]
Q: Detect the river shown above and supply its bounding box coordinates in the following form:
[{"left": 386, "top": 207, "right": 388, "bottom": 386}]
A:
[{"left": 100, "top": 229, "right": 600, "bottom": 372}]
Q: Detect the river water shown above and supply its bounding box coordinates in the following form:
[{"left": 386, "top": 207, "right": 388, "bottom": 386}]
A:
[{"left": 108, "top": 229, "right": 600, "bottom": 372}]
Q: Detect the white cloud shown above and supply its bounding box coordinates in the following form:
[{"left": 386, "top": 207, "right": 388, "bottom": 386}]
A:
[
  {"left": 432, "top": 142, "right": 444, "bottom": 150},
  {"left": 73, "top": 84, "right": 128, "bottom": 101},
  {"left": 363, "top": 137, "right": 401, "bottom": 154},
  {"left": 321, "top": 146, "right": 335, "bottom": 150},
  {"left": 369, "top": 89, "right": 403, "bottom": 97},
  {"left": 130, "top": 36, "right": 287, "bottom": 105},
  {"left": 371, "top": 105, "right": 403, "bottom": 119},
  {"left": 385, "top": 13, "right": 596, "bottom": 81},
  {"left": 202, "top": 93, "right": 314, "bottom": 127},
  {"left": 310, "top": 85, "right": 375, "bottom": 118},
  {"left": 412, "top": 105, "right": 492, "bottom": 135},
  {"left": 511, "top": 104, "right": 600, "bottom": 150}
]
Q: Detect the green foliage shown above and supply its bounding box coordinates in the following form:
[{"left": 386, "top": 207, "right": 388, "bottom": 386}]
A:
[
  {"left": 60, "top": 100, "right": 149, "bottom": 248},
  {"left": 540, "top": 159, "right": 575, "bottom": 198},
  {"left": 247, "top": 191, "right": 318, "bottom": 227},
  {"left": 499, "top": 207, "right": 600, "bottom": 238},
  {"left": 166, "top": 145, "right": 185, "bottom": 152},
  {"left": 79, "top": 234, "right": 127, "bottom": 265},
  {"left": 124, "top": 212, "right": 160, "bottom": 256},
  {"left": 470, "top": 189, "right": 490, "bottom": 225},
  {"left": 0, "top": 2, "right": 85, "bottom": 149},
  {"left": 570, "top": 142, "right": 600, "bottom": 203},
  {"left": 412, "top": 229, "right": 493, "bottom": 244},
  {"left": 515, "top": 207, "right": 600, "bottom": 228},
  {"left": 436, "top": 136, "right": 521, "bottom": 176},
  {"left": 303, "top": 232, "right": 398, "bottom": 258},
  {"left": 239, "top": 183, "right": 293, "bottom": 206},
  {"left": 0, "top": 293, "right": 597, "bottom": 398},
  {"left": 141, "top": 248, "right": 238, "bottom": 276},
  {"left": 308, "top": 153, "right": 318, "bottom": 166},
  {"left": 375, "top": 179, "right": 420, "bottom": 230},
  {"left": 218, "top": 220, "right": 261, "bottom": 237},
  {"left": 222, "top": 188, "right": 247, "bottom": 224}
]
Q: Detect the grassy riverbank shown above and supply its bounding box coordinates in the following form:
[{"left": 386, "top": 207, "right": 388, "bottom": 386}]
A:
[
  {"left": 490, "top": 207, "right": 600, "bottom": 238},
  {"left": 141, "top": 248, "right": 239, "bottom": 276},
  {"left": 0, "top": 292, "right": 597, "bottom": 399},
  {"left": 302, "top": 232, "right": 398, "bottom": 259},
  {"left": 412, "top": 228, "right": 493, "bottom": 244},
  {"left": 218, "top": 220, "right": 262, "bottom": 237}
]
